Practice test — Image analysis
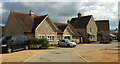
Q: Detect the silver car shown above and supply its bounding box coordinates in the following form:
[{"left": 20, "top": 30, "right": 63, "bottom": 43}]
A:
[{"left": 58, "top": 39, "right": 76, "bottom": 47}]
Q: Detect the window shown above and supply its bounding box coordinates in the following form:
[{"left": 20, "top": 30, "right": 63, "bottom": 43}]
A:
[
  {"left": 39, "top": 36, "right": 44, "bottom": 39},
  {"left": 90, "top": 28, "right": 92, "bottom": 32},
  {"left": 93, "top": 35, "right": 95, "bottom": 40},
  {"left": 90, "top": 36, "right": 92, "bottom": 39},
  {"left": 47, "top": 36, "right": 54, "bottom": 41},
  {"left": 76, "top": 37, "right": 79, "bottom": 39},
  {"left": 57, "top": 36, "right": 60, "bottom": 41},
  {"left": 64, "top": 36, "right": 70, "bottom": 39},
  {"left": 11, "top": 36, "right": 17, "bottom": 42},
  {"left": 61, "top": 40, "right": 65, "bottom": 42}
]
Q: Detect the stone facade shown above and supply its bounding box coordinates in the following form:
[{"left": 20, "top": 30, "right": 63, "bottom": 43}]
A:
[
  {"left": 35, "top": 17, "right": 58, "bottom": 44},
  {"left": 86, "top": 16, "right": 97, "bottom": 41},
  {"left": 63, "top": 26, "right": 72, "bottom": 40}
]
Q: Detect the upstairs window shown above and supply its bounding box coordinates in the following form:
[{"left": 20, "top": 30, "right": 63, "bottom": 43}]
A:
[
  {"left": 90, "top": 28, "right": 92, "bottom": 32},
  {"left": 57, "top": 36, "right": 60, "bottom": 41}
]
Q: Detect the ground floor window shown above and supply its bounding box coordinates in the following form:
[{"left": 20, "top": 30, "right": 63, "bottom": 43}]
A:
[
  {"left": 57, "top": 36, "right": 60, "bottom": 41},
  {"left": 89, "top": 35, "right": 95, "bottom": 40},
  {"left": 90, "top": 36, "right": 92, "bottom": 39},
  {"left": 64, "top": 36, "right": 70, "bottom": 40},
  {"left": 75, "top": 37, "right": 79, "bottom": 39},
  {"left": 93, "top": 35, "right": 95, "bottom": 40},
  {"left": 47, "top": 36, "right": 54, "bottom": 41},
  {"left": 39, "top": 36, "right": 44, "bottom": 39}
]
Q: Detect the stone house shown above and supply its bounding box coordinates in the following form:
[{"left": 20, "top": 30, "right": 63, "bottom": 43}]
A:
[
  {"left": 3, "top": 11, "right": 81, "bottom": 44},
  {"left": 53, "top": 20, "right": 81, "bottom": 43},
  {"left": 3, "top": 11, "right": 110, "bottom": 44},
  {"left": 70, "top": 12, "right": 98, "bottom": 43},
  {"left": 95, "top": 20, "right": 110, "bottom": 41}
]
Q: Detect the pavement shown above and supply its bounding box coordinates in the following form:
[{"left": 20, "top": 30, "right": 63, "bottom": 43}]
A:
[{"left": 1, "top": 40, "right": 119, "bottom": 63}]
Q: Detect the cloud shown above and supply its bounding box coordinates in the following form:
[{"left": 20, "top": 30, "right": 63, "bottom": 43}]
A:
[
  {"left": 2, "top": 0, "right": 120, "bottom": 2},
  {"left": 2, "top": 2, "right": 118, "bottom": 30}
]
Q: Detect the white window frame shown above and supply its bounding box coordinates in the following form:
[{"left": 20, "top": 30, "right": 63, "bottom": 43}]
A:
[
  {"left": 57, "top": 36, "right": 60, "bottom": 41},
  {"left": 39, "top": 35, "right": 44, "bottom": 39},
  {"left": 47, "top": 35, "right": 54, "bottom": 41}
]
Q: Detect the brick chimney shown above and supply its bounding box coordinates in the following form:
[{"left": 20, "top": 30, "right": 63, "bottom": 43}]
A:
[
  {"left": 29, "top": 10, "right": 34, "bottom": 15},
  {"left": 78, "top": 12, "right": 81, "bottom": 18},
  {"left": 67, "top": 20, "right": 70, "bottom": 24}
]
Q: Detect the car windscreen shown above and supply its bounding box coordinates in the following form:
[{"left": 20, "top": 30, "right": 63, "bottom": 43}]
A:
[
  {"left": 0, "top": 36, "right": 11, "bottom": 44},
  {"left": 65, "top": 39, "right": 71, "bottom": 43}
]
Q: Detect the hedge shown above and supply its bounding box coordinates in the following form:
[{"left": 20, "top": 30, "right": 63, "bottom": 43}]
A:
[{"left": 29, "top": 38, "right": 50, "bottom": 48}]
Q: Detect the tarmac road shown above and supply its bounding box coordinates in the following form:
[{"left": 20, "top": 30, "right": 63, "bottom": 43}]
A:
[
  {"left": 23, "top": 47, "right": 87, "bottom": 62},
  {"left": 23, "top": 41, "right": 118, "bottom": 63}
]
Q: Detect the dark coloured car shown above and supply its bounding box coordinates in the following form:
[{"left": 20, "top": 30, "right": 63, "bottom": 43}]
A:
[{"left": 0, "top": 36, "right": 29, "bottom": 53}]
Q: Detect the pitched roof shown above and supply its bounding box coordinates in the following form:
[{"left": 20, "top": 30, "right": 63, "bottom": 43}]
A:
[
  {"left": 54, "top": 22, "right": 80, "bottom": 36},
  {"left": 95, "top": 20, "right": 109, "bottom": 31},
  {"left": 32, "top": 15, "right": 47, "bottom": 31},
  {"left": 68, "top": 24, "right": 80, "bottom": 36},
  {"left": 53, "top": 22, "right": 67, "bottom": 34},
  {"left": 70, "top": 15, "right": 92, "bottom": 28},
  {"left": 9, "top": 11, "right": 47, "bottom": 32}
]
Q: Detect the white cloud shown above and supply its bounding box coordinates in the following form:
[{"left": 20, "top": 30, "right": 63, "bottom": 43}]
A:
[
  {"left": 2, "top": 2, "right": 119, "bottom": 29},
  {"left": 2, "top": 0, "right": 120, "bottom": 2},
  {"left": 77, "top": 2, "right": 118, "bottom": 29}
]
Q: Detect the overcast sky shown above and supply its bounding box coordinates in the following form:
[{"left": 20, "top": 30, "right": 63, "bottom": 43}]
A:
[{"left": 0, "top": 0, "right": 119, "bottom": 30}]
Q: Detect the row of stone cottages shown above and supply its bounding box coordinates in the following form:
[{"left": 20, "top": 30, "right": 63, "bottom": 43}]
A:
[{"left": 2, "top": 10, "right": 110, "bottom": 44}]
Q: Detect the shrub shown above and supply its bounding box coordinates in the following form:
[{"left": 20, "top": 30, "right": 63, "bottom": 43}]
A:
[
  {"left": 29, "top": 38, "right": 40, "bottom": 48},
  {"left": 72, "top": 40, "right": 79, "bottom": 44},
  {"left": 88, "top": 38, "right": 92, "bottom": 44},
  {"left": 39, "top": 38, "right": 50, "bottom": 48},
  {"left": 29, "top": 38, "right": 50, "bottom": 48},
  {"left": 100, "top": 41, "right": 111, "bottom": 44}
]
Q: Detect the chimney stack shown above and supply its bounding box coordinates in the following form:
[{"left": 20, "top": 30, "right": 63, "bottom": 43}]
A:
[
  {"left": 78, "top": 12, "right": 81, "bottom": 18},
  {"left": 67, "top": 20, "right": 70, "bottom": 24},
  {"left": 29, "top": 10, "right": 34, "bottom": 15}
]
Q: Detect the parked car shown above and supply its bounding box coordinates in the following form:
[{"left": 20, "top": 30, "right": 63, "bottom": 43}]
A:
[
  {"left": 0, "top": 36, "right": 29, "bottom": 53},
  {"left": 58, "top": 39, "right": 76, "bottom": 47}
]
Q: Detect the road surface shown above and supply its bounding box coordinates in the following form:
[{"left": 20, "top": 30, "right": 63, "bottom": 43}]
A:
[{"left": 23, "top": 41, "right": 118, "bottom": 63}]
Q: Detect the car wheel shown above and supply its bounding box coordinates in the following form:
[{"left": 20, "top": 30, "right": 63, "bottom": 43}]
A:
[
  {"left": 67, "top": 44, "right": 70, "bottom": 47},
  {"left": 24, "top": 45, "right": 29, "bottom": 50},
  {"left": 73, "top": 45, "right": 76, "bottom": 47},
  {"left": 58, "top": 43, "right": 61, "bottom": 47},
  {"left": 7, "top": 47, "right": 12, "bottom": 53}
]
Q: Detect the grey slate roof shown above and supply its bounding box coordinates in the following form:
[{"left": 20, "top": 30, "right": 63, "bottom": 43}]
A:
[
  {"left": 70, "top": 15, "right": 92, "bottom": 28},
  {"left": 95, "top": 20, "right": 109, "bottom": 31}
]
